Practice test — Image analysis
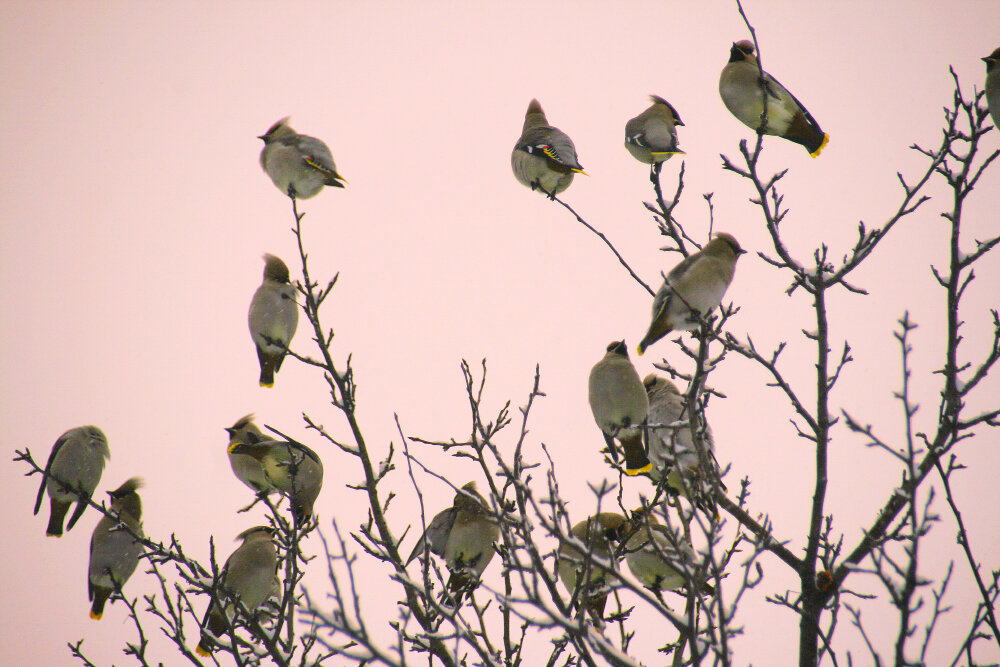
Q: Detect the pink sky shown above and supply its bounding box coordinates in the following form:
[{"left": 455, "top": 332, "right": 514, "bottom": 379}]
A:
[{"left": 2, "top": 2, "right": 998, "bottom": 665}]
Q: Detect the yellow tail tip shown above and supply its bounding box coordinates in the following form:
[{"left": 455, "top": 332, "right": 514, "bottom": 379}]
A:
[
  {"left": 626, "top": 463, "right": 653, "bottom": 476},
  {"left": 89, "top": 611, "right": 103, "bottom": 621},
  {"left": 46, "top": 532, "right": 62, "bottom": 538},
  {"left": 195, "top": 646, "right": 211, "bottom": 657},
  {"left": 810, "top": 134, "right": 829, "bottom": 158},
  {"left": 636, "top": 344, "right": 645, "bottom": 356},
  {"left": 259, "top": 381, "right": 274, "bottom": 388}
]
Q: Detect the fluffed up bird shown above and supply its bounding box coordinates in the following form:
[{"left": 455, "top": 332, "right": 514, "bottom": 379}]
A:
[
  {"left": 588, "top": 340, "right": 651, "bottom": 475},
  {"left": 259, "top": 117, "right": 346, "bottom": 199},
  {"left": 226, "top": 414, "right": 323, "bottom": 524},
  {"left": 557, "top": 512, "right": 630, "bottom": 628},
  {"left": 719, "top": 40, "right": 829, "bottom": 157},
  {"left": 248, "top": 254, "right": 298, "bottom": 388},
  {"left": 34, "top": 425, "right": 110, "bottom": 537},
  {"left": 196, "top": 526, "right": 279, "bottom": 657},
  {"left": 88, "top": 478, "right": 145, "bottom": 620},
  {"left": 625, "top": 95, "right": 685, "bottom": 167},
  {"left": 625, "top": 507, "right": 711, "bottom": 594},
  {"left": 406, "top": 481, "right": 499, "bottom": 606},
  {"left": 644, "top": 374, "right": 722, "bottom": 508},
  {"left": 511, "top": 99, "right": 586, "bottom": 198},
  {"left": 984, "top": 47, "right": 1000, "bottom": 130},
  {"left": 638, "top": 232, "right": 744, "bottom": 355}
]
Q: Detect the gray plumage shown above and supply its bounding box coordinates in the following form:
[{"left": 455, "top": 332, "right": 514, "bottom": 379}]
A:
[
  {"left": 719, "top": 40, "right": 828, "bottom": 157},
  {"left": 588, "top": 340, "right": 650, "bottom": 475},
  {"left": 88, "top": 478, "right": 144, "bottom": 620},
  {"left": 196, "top": 526, "right": 278, "bottom": 657},
  {"left": 557, "top": 512, "right": 630, "bottom": 627},
  {"left": 259, "top": 117, "right": 346, "bottom": 199},
  {"left": 984, "top": 48, "right": 1000, "bottom": 130},
  {"left": 248, "top": 254, "right": 298, "bottom": 388},
  {"left": 511, "top": 99, "right": 585, "bottom": 197},
  {"left": 624, "top": 95, "right": 685, "bottom": 164},
  {"left": 638, "top": 232, "right": 744, "bottom": 356},
  {"left": 407, "top": 481, "right": 499, "bottom": 604},
  {"left": 226, "top": 414, "right": 323, "bottom": 524},
  {"left": 34, "top": 425, "right": 110, "bottom": 537},
  {"left": 624, "top": 509, "right": 703, "bottom": 593}
]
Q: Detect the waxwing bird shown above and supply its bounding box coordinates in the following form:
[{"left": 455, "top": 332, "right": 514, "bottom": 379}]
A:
[
  {"left": 34, "top": 425, "right": 110, "bottom": 537},
  {"left": 557, "top": 512, "right": 630, "bottom": 628},
  {"left": 226, "top": 415, "right": 324, "bottom": 524},
  {"left": 248, "top": 254, "right": 298, "bottom": 388},
  {"left": 984, "top": 48, "right": 1000, "bottom": 130},
  {"left": 511, "top": 99, "right": 586, "bottom": 198},
  {"left": 88, "top": 478, "right": 144, "bottom": 620},
  {"left": 196, "top": 526, "right": 279, "bottom": 657},
  {"left": 624, "top": 95, "right": 685, "bottom": 165},
  {"left": 588, "top": 341, "right": 651, "bottom": 475},
  {"left": 406, "top": 481, "right": 500, "bottom": 606},
  {"left": 643, "top": 374, "right": 722, "bottom": 509},
  {"left": 625, "top": 507, "right": 711, "bottom": 594},
  {"left": 259, "top": 117, "right": 346, "bottom": 199},
  {"left": 719, "top": 40, "right": 829, "bottom": 157},
  {"left": 638, "top": 232, "right": 744, "bottom": 355}
]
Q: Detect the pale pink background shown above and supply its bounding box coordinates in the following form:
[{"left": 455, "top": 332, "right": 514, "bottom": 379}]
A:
[{"left": 2, "top": 2, "right": 998, "bottom": 665}]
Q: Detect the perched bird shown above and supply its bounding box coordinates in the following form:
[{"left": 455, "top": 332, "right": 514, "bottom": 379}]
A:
[
  {"left": 588, "top": 340, "right": 651, "bottom": 475},
  {"left": 624, "top": 508, "right": 709, "bottom": 594},
  {"left": 88, "top": 478, "right": 145, "bottom": 620},
  {"left": 226, "top": 414, "right": 324, "bottom": 524},
  {"left": 248, "top": 254, "right": 298, "bottom": 388},
  {"left": 34, "top": 426, "right": 110, "bottom": 537},
  {"left": 258, "top": 117, "right": 346, "bottom": 199},
  {"left": 984, "top": 47, "right": 1000, "bottom": 130},
  {"left": 511, "top": 99, "right": 586, "bottom": 197},
  {"left": 624, "top": 95, "right": 685, "bottom": 166},
  {"left": 719, "top": 40, "right": 829, "bottom": 157},
  {"left": 196, "top": 526, "right": 279, "bottom": 657},
  {"left": 406, "top": 481, "right": 499, "bottom": 605},
  {"left": 644, "top": 374, "right": 720, "bottom": 505},
  {"left": 638, "top": 232, "right": 744, "bottom": 355},
  {"left": 557, "top": 512, "right": 630, "bottom": 627}
]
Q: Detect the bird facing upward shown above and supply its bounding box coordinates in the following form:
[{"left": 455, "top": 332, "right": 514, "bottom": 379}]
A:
[
  {"left": 638, "top": 232, "right": 744, "bottom": 355},
  {"left": 511, "top": 99, "right": 586, "bottom": 198},
  {"left": 259, "top": 117, "right": 346, "bottom": 199},
  {"left": 719, "top": 40, "right": 829, "bottom": 157},
  {"left": 248, "top": 254, "right": 299, "bottom": 388}
]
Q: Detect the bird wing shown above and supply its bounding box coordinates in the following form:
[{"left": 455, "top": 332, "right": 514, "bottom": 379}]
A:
[
  {"left": 294, "top": 135, "right": 339, "bottom": 177},
  {"left": 628, "top": 117, "right": 678, "bottom": 154},
  {"left": 516, "top": 126, "right": 583, "bottom": 170},
  {"left": 406, "top": 507, "right": 457, "bottom": 564},
  {"left": 763, "top": 72, "right": 823, "bottom": 132},
  {"left": 34, "top": 432, "right": 68, "bottom": 514}
]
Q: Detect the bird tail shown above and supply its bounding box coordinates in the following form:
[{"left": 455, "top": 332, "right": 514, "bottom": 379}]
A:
[
  {"left": 89, "top": 589, "right": 110, "bottom": 620},
  {"left": 258, "top": 349, "right": 276, "bottom": 388},
  {"left": 46, "top": 498, "right": 70, "bottom": 537},
  {"left": 621, "top": 434, "right": 652, "bottom": 476},
  {"left": 809, "top": 133, "right": 830, "bottom": 158}
]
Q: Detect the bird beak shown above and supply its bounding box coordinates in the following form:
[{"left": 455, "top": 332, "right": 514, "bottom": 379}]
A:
[
  {"left": 257, "top": 134, "right": 267, "bottom": 141},
  {"left": 225, "top": 427, "right": 235, "bottom": 435}
]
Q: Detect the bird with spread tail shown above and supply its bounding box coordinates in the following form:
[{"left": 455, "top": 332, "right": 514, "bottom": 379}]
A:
[
  {"left": 225, "top": 414, "right": 323, "bottom": 524},
  {"left": 88, "top": 478, "right": 144, "bottom": 620},
  {"left": 624, "top": 95, "right": 685, "bottom": 167},
  {"left": 638, "top": 232, "right": 744, "bottom": 355},
  {"left": 557, "top": 512, "right": 631, "bottom": 628},
  {"left": 34, "top": 425, "right": 110, "bottom": 537},
  {"left": 406, "top": 481, "right": 500, "bottom": 606},
  {"left": 259, "top": 117, "right": 346, "bottom": 198},
  {"left": 589, "top": 341, "right": 651, "bottom": 476},
  {"left": 511, "top": 99, "right": 586, "bottom": 197},
  {"left": 720, "top": 40, "right": 828, "bottom": 157},
  {"left": 196, "top": 526, "right": 279, "bottom": 657},
  {"left": 248, "top": 254, "right": 298, "bottom": 388}
]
